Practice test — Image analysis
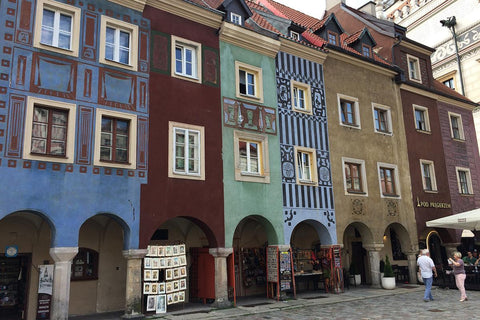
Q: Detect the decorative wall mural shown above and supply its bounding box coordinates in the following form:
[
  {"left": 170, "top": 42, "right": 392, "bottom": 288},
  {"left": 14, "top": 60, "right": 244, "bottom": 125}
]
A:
[
  {"left": 99, "top": 69, "right": 136, "bottom": 110},
  {"left": 352, "top": 199, "right": 365, "bottom": 215},
  {"left": 31, "top": 53, "right": 77, "bottom": 99},
  {"left": 203, "top": 46, "right": 219, "bottom": 87},
  {"left": 386, "top": 199, "right": 398, "bottom": 216},
  {"left": 150, "top": 31, "right": 170, "bottom": 74},
  {"left": 223, "top": 97, "right": 277, "bottom": 134}
]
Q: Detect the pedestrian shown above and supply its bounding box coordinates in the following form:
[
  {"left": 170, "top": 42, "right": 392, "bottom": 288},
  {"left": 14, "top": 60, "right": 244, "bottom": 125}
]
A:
[
  {"left": 448, "top": 252, "right": 468, "bottom": 302},
  {"left": 417, "top": 249, "right": 437, "bottom": 302}
]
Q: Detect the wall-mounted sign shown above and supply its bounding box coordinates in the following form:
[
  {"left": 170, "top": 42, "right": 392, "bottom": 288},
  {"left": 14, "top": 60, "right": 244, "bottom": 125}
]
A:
[
  {"left": 5, "top": 245, "right": 18, "bottom": 257},
  {"left": 416, "top": 197, "right": 451, "bottom": 209}
]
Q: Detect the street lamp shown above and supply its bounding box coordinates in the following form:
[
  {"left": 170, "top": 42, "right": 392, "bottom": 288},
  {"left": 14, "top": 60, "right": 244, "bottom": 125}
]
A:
[{"left": 440, "top": 16, "right": 465, "bottom": 96}]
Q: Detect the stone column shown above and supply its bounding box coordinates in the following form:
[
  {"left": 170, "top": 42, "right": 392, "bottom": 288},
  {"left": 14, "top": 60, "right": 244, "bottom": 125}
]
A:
[
  {"left": 49, "top": 247, "right": 78, "bottom": 320},
  {"left": 209, "top": 247, "right": 233, "bottom": 308},
  {"left": 364, "top": 244, "right": 383, "bottom": 288},
  {"left": 406, "top": 251, "right": 419, "bottom": 284},
  {"left": 122, "top": 249, "right": 148, "bottom": 319}
]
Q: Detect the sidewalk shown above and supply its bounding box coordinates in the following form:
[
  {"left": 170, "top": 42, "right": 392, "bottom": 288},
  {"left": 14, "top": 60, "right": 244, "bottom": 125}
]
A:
[{"left": 69, "top": 284, "right": 424, "bottom": 319}]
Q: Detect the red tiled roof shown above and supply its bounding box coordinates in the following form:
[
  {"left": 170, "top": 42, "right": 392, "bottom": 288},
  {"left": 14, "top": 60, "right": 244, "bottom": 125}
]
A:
[
  {"left": 433, "top": 80, "right": 475, "bottom": 103},
  {"left": 344, "top": 29, "right": 363, "bottom": 45},
  {"left": 251, "top": 10, "right": 281, "bottom": 33},
  {"left": 256, "top": 0, "right": 319, "bottom": 29},
  {"left": 189, "top": 0, "right": 223, "bottom": 9},
  {"left": 310, "top": 15, "right": 329, "bottom": 32},
  {"left": 246, "top": 0, "right": 270, "bottom": 13},
  {"left": 301, "top": 31, "right": 327, "bottom": 48}
]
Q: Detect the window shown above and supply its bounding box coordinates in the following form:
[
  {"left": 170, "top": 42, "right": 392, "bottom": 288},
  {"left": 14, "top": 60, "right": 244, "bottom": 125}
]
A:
[
  {"left": 231, "top": 12, "right": 242, "bottom": 25},
  {"left": 99, "top": 16, "right": 139, "bottom": 71},
  {"left": 290, "top": 31, "right": 300, "bottom": 40},
  {"left": 71, "top": 248, "right": 98, "bottom": 281},
  {"left": 235, "top": 61, "right": 263, "bottom": 103},
  {"left": 343, "top": 158, "right": 367, "bottom": 195},
  {"left": 372, "top": 104, "right": 392, "bottom": 134},
  {"left": 168, "top": 122, "right": 205, "bottom": 180},
  {"left": 362, "top": 44, "right": 371, "bottom": 57},
  {"left": 378, "top": 162, "right": 400, "bottom": 197},
  {"left": 327, "top": 31, "right": 338, "bottom": 45},
  {"left": 456, "top": 167, "right": 473, "bottom": 195},
  {"left": 294, "top": 146, "right": 317, "bottom": 185},
  {"left": 291, "top": 80, "right": 312, "bottom": 114},
  {"left": 420, "top": 160, "right": 437, "bottom": 192},
  {"left": 413, "top": 105, "right": 430, "bottom": 132},
  {"left": 23, "top": 97, "right": 76, "bottom": 163},
  {"left": 34, "top": 0, "right": 81, "bottom": 56},
  {"left": 448, "top": 112, "right": 465, "bottom": 140},
  {"left": 407, "top": 54, "right": 421, "bottom": 83},
  {"left": 171, "top": 36, "right": 201, "bottom": 82},
  {"left": 443, "top": 78, "right": 455, "bottom": 89},
  {"left": 338, "top": 94, "right": 360, "bottom": 128},
  {"left": 234, "top": 131, "right": 269, "bottom": 183},
  {"left": 94, "top": 109, "right": 137, "bottom": 169}
]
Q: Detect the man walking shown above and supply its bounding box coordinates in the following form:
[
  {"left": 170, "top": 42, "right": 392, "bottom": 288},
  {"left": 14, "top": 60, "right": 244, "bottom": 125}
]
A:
[{"left": 417, "top": 249, "right": 437, "bottom": 302}]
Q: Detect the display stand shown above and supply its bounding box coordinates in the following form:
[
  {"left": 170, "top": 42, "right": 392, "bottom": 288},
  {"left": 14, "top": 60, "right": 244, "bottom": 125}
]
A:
[
  {"left": 266, "top": 246, "right": 279, "bottom": 301},
  {"left": 331, "top": 245, "right": 344, "bottom": 293},
  {"left": 279, "top": 249, "right": 296, "bottom": 299}
]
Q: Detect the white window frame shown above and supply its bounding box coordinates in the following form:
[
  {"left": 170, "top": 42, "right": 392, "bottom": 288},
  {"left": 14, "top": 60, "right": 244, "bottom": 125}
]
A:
[
  {"left": 448, "top": 111, "right": 465, "bottom": 141},
  {"left": 171, "top": 36, "right": 202, "bottom": 83},
  {"left": 342, "top": 157, "right": 368, "bottom": 196},
  {"left": 33, "top": 0, "right": 81, "bottom": 57},
  {"left": 23, "top": 96, "right": 76, "bottom": 163},
  {"left": 372, "top": 103, "right": 392, "bottom": 135},
  {"left": 290, "top": 31, "right": 300, "bottom": 40},
  {"left": 99, "top": 15, "right": 138, "bottom": 71},
  {"left": 413, "top": 104, "right": 430, "bottom": 133},
  {"left": 168, "top": 122, "right": 205, "bottom": 180},
  {"left": 456, "top": 167, "right": 473, "bottom": 195},
  {"left": 420, "top": 159, "right": 438, "bottom": 192},
  {"left": 235, "top": 61, "right": 263, "bottom": 103},
  {"left": 377, "top": 162, "right": 401, "bottom": 198},
  {"left": 234, "top": 131, "right": 269, "bottom": 183},
  {"left": 291, "top": 80, "right": 312, "bottom": 114},
  {"left": 337, "top": 93, "right": 360, "bottom": 129},
  {"left": 231, "top": 12, "right": 242, "bottom": 25},
  {"left": 94, "top": 109, "right": 137, "bottom": 169},
  {"left": 294, "top": 146, "right": 318, "bottom": 186},
  {"left": 407, "top": 54, "right": 422, "bottom": 83}
]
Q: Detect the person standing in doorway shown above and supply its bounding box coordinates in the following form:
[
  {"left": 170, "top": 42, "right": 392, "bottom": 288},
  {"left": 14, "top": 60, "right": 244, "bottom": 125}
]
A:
[
  {"left": 449, "top": 252, "right": 468, "bottom": 302},
  {"left": 417, "top": 249, "right": 437, "bottom": 302}
]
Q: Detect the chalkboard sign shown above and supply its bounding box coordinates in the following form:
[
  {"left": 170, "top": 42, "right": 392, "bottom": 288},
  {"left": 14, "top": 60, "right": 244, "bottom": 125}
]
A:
[{"left": 267, "top": 246, "right": 279, "bottom": 283}]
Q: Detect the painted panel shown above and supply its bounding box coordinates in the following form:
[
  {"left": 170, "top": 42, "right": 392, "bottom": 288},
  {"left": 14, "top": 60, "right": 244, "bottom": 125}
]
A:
[
  {"left": 5, "top": 95, "right": 25, "bottom": 158},
  {"left": 223, "top": 97, "right": 277, "bottom": 134},
  {"left": 76, "top": 106, "right": 94, "bottom": 165},
  {"left": 138, "top": 28, "right": 149, "bottom": 73},
  {"left": 150, "top": 30, "right": 170, "bottom": 74},
  {"left": 82, "top": 11, "right": 98, "bottom": 61},
  {"left": 202, "top": 46, "right": 219, "bottom": 87},
  {"left": 137, "top": 116, "right": 147, "bottom": 170},
  {"left": 137, "top": 77, "right": 148, "bottom": 114},
  {"left": 76, "top": 64, "right": 99, "bottom": 102},
  {"left": 98, "top": 69, "right": 136, "bottom": 111},
  {"left": 15, "top": 0, "right": 33, "bottom": 45},
  {"left": 11, "top": 48, "right": 33, "bottom": 91}
]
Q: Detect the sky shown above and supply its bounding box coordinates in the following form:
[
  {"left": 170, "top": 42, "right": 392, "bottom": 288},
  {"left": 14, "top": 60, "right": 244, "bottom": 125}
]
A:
[{"left": 274, "top": 0, "right": 370, "bottom": 19}]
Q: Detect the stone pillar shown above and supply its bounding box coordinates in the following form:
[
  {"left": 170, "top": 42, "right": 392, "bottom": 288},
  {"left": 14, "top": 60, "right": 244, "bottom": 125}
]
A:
[
  {"left": 209, "top": 247, "right": 233, "bottom": 308},
  {"left": 406, "top": 251, "right": 419, "bottom": 284},
  {"left": 122, "top": 249, "right": 148, "bottom": 319},
  {"left": 49, "top": 247, "right": 78, "bottom": 320},
  {"left": 364, "top": 244, "right": 383, "bottom": 288}
]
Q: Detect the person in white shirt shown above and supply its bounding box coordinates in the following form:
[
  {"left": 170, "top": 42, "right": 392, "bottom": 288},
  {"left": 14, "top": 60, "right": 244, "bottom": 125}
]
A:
[{"left": 417, "top": 249, "right": 437, "bottom": 302}]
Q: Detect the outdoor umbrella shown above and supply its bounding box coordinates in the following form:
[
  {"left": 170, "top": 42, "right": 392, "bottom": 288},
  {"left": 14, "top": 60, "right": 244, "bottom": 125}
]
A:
[{"left": 426, "top": 208, "right": 480, "bottom": 231}]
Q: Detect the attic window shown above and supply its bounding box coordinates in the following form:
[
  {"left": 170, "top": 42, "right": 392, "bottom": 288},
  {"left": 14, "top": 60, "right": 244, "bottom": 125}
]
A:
[
  {"left": 290, "top": 31, "right": 300, "bottom": 40},
  {"left": 362, "top": 44, "right": 371, "bottom": 57},
  {"left": 231, "top": 12, "right": 242, "bottom": 25},
  {"left": 327, "top": 31, "right": 338, "bottom": 45}
]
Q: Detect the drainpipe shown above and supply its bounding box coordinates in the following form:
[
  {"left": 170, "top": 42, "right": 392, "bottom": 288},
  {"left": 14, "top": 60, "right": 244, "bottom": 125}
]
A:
[{"left": 440, "top": 16, "right": 465, "bottom": 95}]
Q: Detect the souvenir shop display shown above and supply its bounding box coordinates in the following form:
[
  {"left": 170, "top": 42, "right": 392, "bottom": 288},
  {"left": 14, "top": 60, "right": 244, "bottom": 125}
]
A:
[{"left": 143, "top": 244, "right": 187, "bottom": 313}]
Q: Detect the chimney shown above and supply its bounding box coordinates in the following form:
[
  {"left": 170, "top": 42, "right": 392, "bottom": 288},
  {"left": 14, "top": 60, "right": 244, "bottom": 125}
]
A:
[{"left": 326, "top": 0, "right": 345, "bottom": 11}]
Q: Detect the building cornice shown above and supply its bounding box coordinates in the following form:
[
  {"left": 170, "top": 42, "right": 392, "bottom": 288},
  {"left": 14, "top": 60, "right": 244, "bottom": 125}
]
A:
[
  {"left": 279, "top": 38, "right": 327, "bottom": 65},
  {"left": 219, "top": 22, "right": 281, "bottom": 58},
  {"left": 400, "top": 83, "right": 477, "bottom": 110},
  {"left": 327, "top": 50, "right": 397, "bottom": 77},
  {"left": 400, "top": 40, "right": 433, "bottom": 56},
  {"left": 146, "top": 0, "right": 223, "bottom": 29},
  {"left": 108, "top": 0, "right": 146, "bottom": 11}
]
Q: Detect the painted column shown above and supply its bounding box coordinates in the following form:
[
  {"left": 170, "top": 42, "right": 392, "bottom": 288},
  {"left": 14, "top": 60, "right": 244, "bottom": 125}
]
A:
[
  {"left": 406, "top": 251, "right": 419, "bottom": 284},
  {"left": 365, "top": 244, "right": 383, "bottom": 288},
  {"left": 49, "top": 247, "right": 78, "bottom": 320},
  {"left": 209, "top": 247, "right": 233, "bottom": 308},
  {"left": 122, "top": 249, "right": 148, "bottom": 319}
]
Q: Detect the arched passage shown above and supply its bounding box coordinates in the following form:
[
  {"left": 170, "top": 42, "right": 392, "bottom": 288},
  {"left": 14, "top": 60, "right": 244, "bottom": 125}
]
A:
[
  {"left": 0, "top": 211, "right": 54, "bottom": 320},
  {"left": 343, "top": 222, "right": 375, "bottom": 285},
  {"left": 382, "top": 223, "right": 415, "bottom": 284}
]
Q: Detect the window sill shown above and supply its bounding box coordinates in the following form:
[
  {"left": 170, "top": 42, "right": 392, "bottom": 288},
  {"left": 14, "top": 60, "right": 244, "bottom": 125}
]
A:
[
  {"left": 374, "top": 130, "right": 393, "bottom": 136},
  {"left": 340, "top": 123, "right": 361, "bottom": 130},
  {"left": 100, "top": 57, "right": 137, "bottom": 71},
  {"left": 169, "top": 172, "right": 205, "bottom": 181},
  {"left": 452, "top": 138, "right": 466, "bottom": 143},
  {"left": 172, "top": 72, "right": 201, "bottom": 84},
  {"left": 347, "top": 190, "right": 366, "bottom": 195},
  {"left": 382, "top": 193, "right": 400, "bottom": 198},
  {"left": 236, "top": 172, "right": 270, "bottom": 184},
  {"left": 293, "top": 107, "right": 313, "bottom": 115},
  {"left": 423, "top": 189, "right": 438, "bottom": 194},
  {"left": 297, "top": 180, "right": 318, "bottom": 186},
  {"left": 460, "top": 193, "right": 474, "bottom": 197},
  {"left": 416, "top": 129, "right": 431, "bottom": 135},
  {"left": 237, "top": 93, "right": 263, "bottom": 104}
]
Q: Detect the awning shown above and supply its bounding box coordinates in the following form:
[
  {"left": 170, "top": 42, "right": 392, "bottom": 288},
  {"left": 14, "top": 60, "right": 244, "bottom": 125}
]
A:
[{"left": 426, "top": 208, "right": 480, "bottom": 231}]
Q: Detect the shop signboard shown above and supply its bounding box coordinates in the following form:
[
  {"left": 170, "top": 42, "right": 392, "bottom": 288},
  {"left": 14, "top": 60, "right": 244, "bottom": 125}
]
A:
[
  {"left": 266, "top": 246, "right": 278, "bottom": 283},
  {"left": 36, "top": 264, "right": 53, "bottom": 319}
]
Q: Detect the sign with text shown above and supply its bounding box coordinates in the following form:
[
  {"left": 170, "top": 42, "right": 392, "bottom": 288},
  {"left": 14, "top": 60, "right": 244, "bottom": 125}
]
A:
[{"left": 36, "top": 265, "right": 53, "bottom": 319}]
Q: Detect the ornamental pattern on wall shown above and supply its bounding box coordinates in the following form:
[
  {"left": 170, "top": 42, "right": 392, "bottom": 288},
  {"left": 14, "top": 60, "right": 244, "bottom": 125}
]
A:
[{"left": 223, "top": 97, "right": 277, "bottom": 134}]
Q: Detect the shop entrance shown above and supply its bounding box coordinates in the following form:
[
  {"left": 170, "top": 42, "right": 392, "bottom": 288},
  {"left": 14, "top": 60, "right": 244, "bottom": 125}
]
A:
[{"left": 0, "top": 255, "right": 30, "bottom": 320}]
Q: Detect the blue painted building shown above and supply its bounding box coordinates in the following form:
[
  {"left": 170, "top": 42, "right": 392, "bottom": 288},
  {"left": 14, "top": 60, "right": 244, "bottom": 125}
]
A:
[{"left": 0, "top": 0, "right": 149, "bottom": 318}]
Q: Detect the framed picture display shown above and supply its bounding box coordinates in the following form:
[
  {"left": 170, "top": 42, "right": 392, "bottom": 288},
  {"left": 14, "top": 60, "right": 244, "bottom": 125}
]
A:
[
  {"left": 159, "top": 258, "right": 166, "bottom": 269},
  {"left": 146, "top": 295, "right": 156, "bottom": 311},
  {"left": 166, "top": 258, "right": 173, "bottom": 268},
  {"left": 144, "top": 257, "right": 152, "bottom": 269},
  {"left": 150, "top": 246, "right": 159, "bottom": 257},
  {"left": 158, "top": 282, "right": 166, "bottom": 294},
  {"left": 173, "top": 280, "right": 179, "bottom": 291},
  {"left": 173, "top": 257, "right": 180, "bottom": 267},
  {"left": 151, "top": 283, "right": 158, "bottom": 294},
  {"left": 158, "top": 246, "right": 165, "bottom": 257},
  {"left": 167, "top": 293, "right": 174, "bottom": 305},
  {"left": 143, "top": 283, "right": 151, "bottom": 294},
  {"left": 173, "top": 292, "right": 179, "bottom": 304},
  {"left": 151, "top": 270, "right": 159, "bottom": 281},
  {"left": 178, "top": 291, "right": 185, "bottom": 302},
  {"left": 165, "top": 269, "right": 173, "bottom": 280},
  {"left": 166, "top": 281, "right": 173, "bottom": 293},
  {"left": 152, "top": 258, "right": 160, "bottom": 269},
  {"left": 173, "top": 268, "right": 179, "bottom": 279},
  {"left": 144, "top": 270, "right": 152, "bottom": 281},
  {"left": 179, "top": 279, "right": 186, "bottom": 290},
  {"left": 179, "top": 244, "right": 186, "bottom": 254},
  {"left": 156, "top": 294, "right": 166, "bottom": 314},
  {"left": 179, "top": 266, "right": 187, "bottom": 278},
  {"left": 180, "top": 255, "right": 186, "bottom": 266},
  {"left": 146, "top": 246, "right": 152, "bottom": 257},
  {"left": 165, "top": 246, "right": 173, "bottom": 256},
  {"left": 173, "top": 245, "right": 179, "bottom": 256}
]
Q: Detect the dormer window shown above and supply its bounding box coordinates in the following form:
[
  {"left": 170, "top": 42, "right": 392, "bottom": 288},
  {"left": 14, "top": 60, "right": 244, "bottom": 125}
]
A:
[
  {"left": 231, "top": 12, "right": 242, "bottom": 25},
  {"left": 327, "top": 31, "right": 338, "bottom": 45},
  {"left": 362, "top": 44, "right": 371, "bottom": 57},
  {"left": 290, "top": 31, "right": 300, "bottom": 40}
]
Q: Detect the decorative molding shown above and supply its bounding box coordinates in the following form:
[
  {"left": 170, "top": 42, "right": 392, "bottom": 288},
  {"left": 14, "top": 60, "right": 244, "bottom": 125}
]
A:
[
  {"left": 400, "top": 40, "right": 433, "bottom": 57},
  {"left": 108, "top": 0, "right": 147, "bottom": 12},
  {"left": 279, "top": 38, "right": 327, "bottom": 65},
  {"left": 386, "top": 199, "right": 399, "bottom": 216},
  {"left": 219, "top": 22, "right": 281, "bottom": 58},
  {"left": 146, "top": 0, "right": 223, "bottom": 29},
  {"left": 352, "top": 198, "right": 365, "bottom": 215},
  {"left": 400, "top": 83, "right": 476, "bottom": 110},
  {"left": 327, "top": 50, "right": 397, "bottom": 77}
]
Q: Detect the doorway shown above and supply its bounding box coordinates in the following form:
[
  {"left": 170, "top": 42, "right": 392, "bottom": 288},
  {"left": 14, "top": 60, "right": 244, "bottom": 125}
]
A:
[{"left": 0, "top": 255, "right": 30, "bottom": 320}]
